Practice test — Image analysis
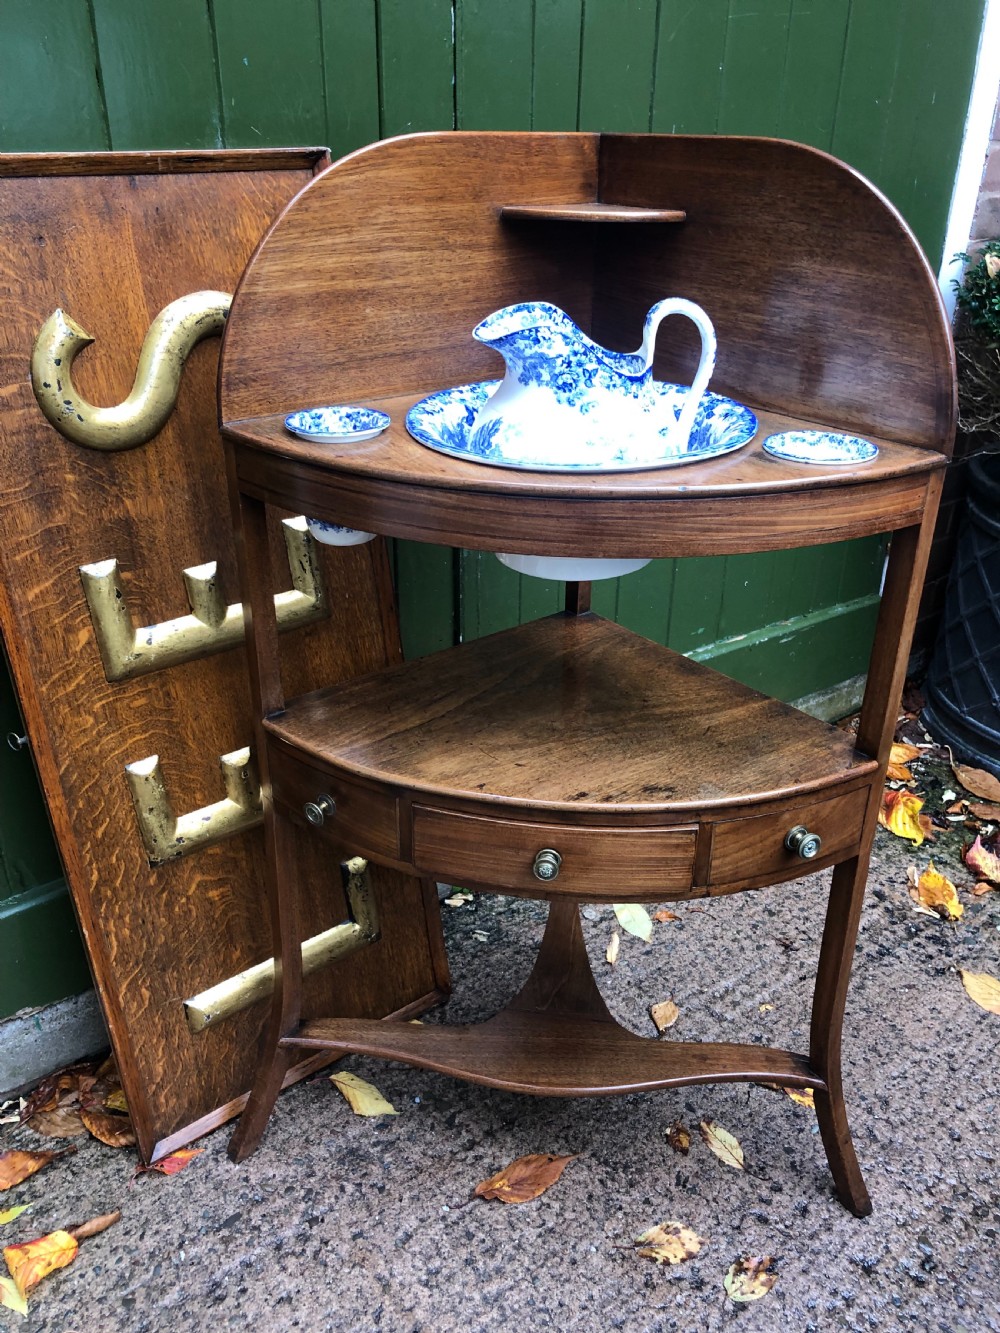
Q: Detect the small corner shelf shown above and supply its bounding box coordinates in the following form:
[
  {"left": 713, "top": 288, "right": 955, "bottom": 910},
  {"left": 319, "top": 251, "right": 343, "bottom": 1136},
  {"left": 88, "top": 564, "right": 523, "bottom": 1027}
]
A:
[
  {"left": 219, "top": 130, "right": 956, "bottom": 1218},
  {"left": 499, "top": 202, "right": 686, "bottom": 223}
]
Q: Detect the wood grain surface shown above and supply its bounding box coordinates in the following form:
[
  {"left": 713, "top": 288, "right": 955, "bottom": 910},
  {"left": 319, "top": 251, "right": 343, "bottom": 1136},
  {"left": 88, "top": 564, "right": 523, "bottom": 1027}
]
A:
[{"left": 0, "top": 151, "right": 447, "bottom": 1161}]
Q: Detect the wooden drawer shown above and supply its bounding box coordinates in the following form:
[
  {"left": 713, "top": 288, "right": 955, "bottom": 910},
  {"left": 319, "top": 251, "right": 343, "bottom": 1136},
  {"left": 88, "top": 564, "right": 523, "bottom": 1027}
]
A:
[
  {"left": 708, "top": 785, "right": 870, "bottom": 887},
  {"left": 268, "top": 746, "right": 399, "bottom": 861},
  {"left": 411, "top": 807, "right": 697, "bottom": 899}
]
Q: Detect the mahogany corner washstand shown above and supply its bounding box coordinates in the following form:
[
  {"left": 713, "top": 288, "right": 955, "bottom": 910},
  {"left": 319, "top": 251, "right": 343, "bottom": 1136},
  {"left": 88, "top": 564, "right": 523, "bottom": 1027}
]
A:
[{"left": 219, "top": 132, "right": 955, "bottom": 1214}]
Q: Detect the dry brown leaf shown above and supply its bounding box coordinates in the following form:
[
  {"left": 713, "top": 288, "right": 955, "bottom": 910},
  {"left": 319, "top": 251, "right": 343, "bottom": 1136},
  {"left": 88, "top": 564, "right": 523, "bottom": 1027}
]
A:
[
  {"left": 649, "top": 999, "right": 680, "bottom": 1032},
  {"left": 474, "top": 1152, "right": 577, "bottom": 1204},
  {"left": 907, "top": 861, "right": 963, "bottom": 920},
  {"left": 699, "top": 1119, "right": 744, "bottom": 1169},
  {"left": 633, "top": 1220, "right": 705, "bottom": 1265},
  {"left": 954, "top": 763, "right": 1000, "bottom": 802},
  {"left": 26, "top": 1107, "right": 87, "bottom": 1139},
  {"left": 330, "top": 1071, "right": 398, "bottom": 1117},
  {"left": 605, "top": 931, "right": 620, "bottom": 966},
  {"left": 968, "top": 802, "right": 1000, "bottom": 822},
  {"left": 959, "top": 970, "right": 1000, "bottom": 1014},
  {"left": 3, "top": 1229, "right": 78, "bottom": 1300},
  {"left": 887, "top": 742, "right": 921, "bottom": 781},
  {"left": 724, "top": 1255, "right": 779, "bottom": 1303},
  {"left": 0, "top": 1148, "right": 73, "bottom": 1193},
  {"left": 79, "top": 1108, "right": 137, "bottom": 1149},
  {"left": 66, "top": 1211, "right": 120, "bottom": 1243},
  {"left": 965, "top": 835, "right": 1000, "bottom": 885},
  {"left": 972, "top": 881, "right": 996, "bottom": 897},
  {"left": 135, "top": 1147, "right": 204, "bottom": 1179},
  {"left": 879, "top": 790, "right": 934, "bottom": 846},
  {"left": 665, "top": 1122, "right": 691, "bottom": 1155},
  {"left": 653, "top": 909, "right": 679, "bottom": 923}
]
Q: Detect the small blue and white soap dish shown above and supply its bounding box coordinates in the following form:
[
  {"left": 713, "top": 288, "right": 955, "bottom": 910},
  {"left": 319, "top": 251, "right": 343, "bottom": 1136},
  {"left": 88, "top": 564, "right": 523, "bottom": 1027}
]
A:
[
  {"left": 284, "top": 405, "right": 390, "bottom": 546},
  {"left": 761, "top": 430, "right": 878, "bottom": 465}
]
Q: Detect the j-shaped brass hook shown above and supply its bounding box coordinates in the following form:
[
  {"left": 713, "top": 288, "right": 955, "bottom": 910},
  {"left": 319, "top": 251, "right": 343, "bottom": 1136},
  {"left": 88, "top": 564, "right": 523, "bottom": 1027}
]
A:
[{"left": 31, "top": 291, "right": 231, "bottom": 451}]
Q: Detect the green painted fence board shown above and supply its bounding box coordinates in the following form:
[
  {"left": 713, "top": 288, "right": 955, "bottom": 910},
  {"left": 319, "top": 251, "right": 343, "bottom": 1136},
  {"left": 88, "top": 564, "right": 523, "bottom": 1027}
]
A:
[
  {"left": 578, "top": 0, "right": 660, "bottom": 132},
  {"left": 0, "top": 653, "right": 63, "bottom": 898},
  {"left": 90, "top": 0, "right": 222, "bottom": 149},
  {"left": 0, "top": 882, "right": 93, "bottom": 1014},
  {"left": 717, "top": 0, "right": 793, "bottom": 137},
  {"left": 651, "top": 1, "right": 729, "bottom": 134},
  {"left": 212, "top": 0, "right": 327, "bottom": 149},
  {"left": 379, "top": 0, "right": 455, "bottom": 136},
  {"left": 780, "top": 1, "right": 852, "bottom": 150},
  {"left": 457, "top": 0, "right": 534, "bottom": 131},
  {"left": 322, "top": 0, "right": 381, "bottom": 159},
  {"left": 0, "top": 0, "right": 109, "bottom": 151},
  {"left": 532, "top": 0, "right": 584, "bottom": 130},
  {"left": 393, "top": 541, "right": 458, "bottom": 659}
]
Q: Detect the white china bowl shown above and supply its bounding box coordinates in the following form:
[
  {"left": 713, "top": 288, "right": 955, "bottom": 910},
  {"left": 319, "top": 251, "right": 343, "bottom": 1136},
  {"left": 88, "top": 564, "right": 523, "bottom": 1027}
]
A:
[
  {"left": 285, "top": 405, "right": 390, "bottom": 444},
  {"left": 496, "top": 554, "right": 650, "bottom": 581}
]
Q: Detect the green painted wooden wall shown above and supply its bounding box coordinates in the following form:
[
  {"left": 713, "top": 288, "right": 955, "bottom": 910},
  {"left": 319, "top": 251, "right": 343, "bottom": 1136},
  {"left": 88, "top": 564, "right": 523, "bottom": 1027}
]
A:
[{"left": 0, "top": 0, "right": 986, "bottom": 1016}]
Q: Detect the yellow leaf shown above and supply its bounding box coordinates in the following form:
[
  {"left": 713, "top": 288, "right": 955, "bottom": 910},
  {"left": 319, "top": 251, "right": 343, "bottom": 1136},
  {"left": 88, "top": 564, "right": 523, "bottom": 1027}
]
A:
[
  {"left": 879, "top": 790, "right": 933, "bottom": 846},
  {"left": 633, "top": 1220, "right": 705, "bottom": 1265},
  {"left": 474, "top": 1152, "right": 577, "bottom": 1204},
  {"left": 0, "top": 1275, "right": 27, "bottom": 1317},
  {"left": 965, "top": 835, "right": 1000, "bottom": 886},
  {"left": 887, "top": 742, "right": 921, "bottom": 781},
  {"left": 0, "top": 1149, "right": 72, "bottom": 1193},
  {"left": 3, "top": 1230, "right": 78, "bottom": 1299},
  {"left": 649, "top": 999, "right": 679, "bottom": 1032},
  {"left": 103, "top": 1089, "right": 129, "bottom": 1114},
  {"left": 699, "top": 1119, "right": 744, "bottom": 1169},
  {"left": 605, "top": 931, "right": 620, "bottom": 966},
  {"left": 0, "top": 1209, "right": 28, "bottom": 1228},
  {"left": 330, "top": 1071, "right": 398, "bottom": 1117},
  {"left": 724, "top": 1255, "right": 779, "bottom": 1303},
  {"left": 783, "top": 1087, "right": 815, "bottom": 1109},
  {"left": 908, "top": 861, "right": 963, "bottom": 920},
  {"left": 959, "top": 970, "right": 1000, "bottom": 1015},
  {"left": 612, "top": 903, "right": 652, "bottom": 942},
  {"left": 665, "top": 1122, "right": 691, "bottom": 1155}
]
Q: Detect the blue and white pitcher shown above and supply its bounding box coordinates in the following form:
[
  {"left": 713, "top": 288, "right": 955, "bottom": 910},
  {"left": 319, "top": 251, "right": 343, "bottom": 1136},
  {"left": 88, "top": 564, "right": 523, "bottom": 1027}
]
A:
[{"left": 469, "top": 298, "right": 717, "bottom": 465}]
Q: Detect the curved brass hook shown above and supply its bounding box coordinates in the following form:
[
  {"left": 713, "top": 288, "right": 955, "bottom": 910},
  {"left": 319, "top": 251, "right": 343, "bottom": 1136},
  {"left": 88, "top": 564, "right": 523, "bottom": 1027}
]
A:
[{"left": 30, "top": 290, "right": 232, "bottom": 451}]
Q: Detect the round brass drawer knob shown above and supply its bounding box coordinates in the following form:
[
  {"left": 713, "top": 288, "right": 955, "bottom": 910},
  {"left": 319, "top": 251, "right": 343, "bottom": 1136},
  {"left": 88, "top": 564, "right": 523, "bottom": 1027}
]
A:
[
  {"left": 532, "top": 848, "right": 563, "bottom": 881},
  {"left": 303, "top": 794, "right": 336, "bottom": 827},
  {"left": 784, "top": 825, "right": 822, "bottom": 860}
]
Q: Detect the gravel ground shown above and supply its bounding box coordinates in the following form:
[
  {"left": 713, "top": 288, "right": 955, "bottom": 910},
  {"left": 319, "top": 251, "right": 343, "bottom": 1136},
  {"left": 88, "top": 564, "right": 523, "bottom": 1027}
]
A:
[{"left": 2, "top": 751, "right": 998, "bottom": 1332}]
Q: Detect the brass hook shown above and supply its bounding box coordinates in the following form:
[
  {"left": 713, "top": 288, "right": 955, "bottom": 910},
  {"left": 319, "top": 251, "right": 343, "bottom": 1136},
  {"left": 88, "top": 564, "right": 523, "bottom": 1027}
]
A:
[{"left": 31, "top": 291, "right": 231, "bottom": 451}]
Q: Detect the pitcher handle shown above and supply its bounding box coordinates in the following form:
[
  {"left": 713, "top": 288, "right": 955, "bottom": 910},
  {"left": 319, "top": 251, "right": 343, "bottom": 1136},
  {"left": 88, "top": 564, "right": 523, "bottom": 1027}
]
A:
[{"left": 642, "top": 298, "right": 718, "bottom": 451}]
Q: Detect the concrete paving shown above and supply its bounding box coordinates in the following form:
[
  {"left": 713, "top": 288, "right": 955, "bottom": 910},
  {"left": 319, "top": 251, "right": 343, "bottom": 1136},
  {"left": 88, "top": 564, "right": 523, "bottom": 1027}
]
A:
[{"left": 2, "top": 816, "right": 998, "bottom": 1332}]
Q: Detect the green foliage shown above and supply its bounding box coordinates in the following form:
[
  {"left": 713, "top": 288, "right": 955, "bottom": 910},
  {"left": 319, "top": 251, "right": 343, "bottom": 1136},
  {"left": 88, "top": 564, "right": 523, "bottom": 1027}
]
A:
[{"left": 953, "top": 242, "right": 1000, "bottom": 345}]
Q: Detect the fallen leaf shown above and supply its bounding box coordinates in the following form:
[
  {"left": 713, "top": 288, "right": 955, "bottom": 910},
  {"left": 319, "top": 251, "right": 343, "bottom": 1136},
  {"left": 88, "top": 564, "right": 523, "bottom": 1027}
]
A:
[
  {"left": 0, "top": 1275, "right": 27, "bottom": 1316},
  {"left": 474, "top": 1153, "right": 577, "bottom": 1204},
  {"left": 965, "top": 835, "right": 1000, "bottom": 885},
  {"left": 908, "top": 861, "right": 963, "bottom": 920},
  {"left": 972, "top": 881, "right": 996, "bottom": 897},
  {"left": 330, "top": 1071, "right": 398, "bottom": 1117},
  {"left": 665, "top": 1122, "right": 691, "bottom": 1155},
  {"left": 0, "top": 1209, "right": 29, "bottom": 1227},
  {"left": 649, "top": 999, "right": 679, "bottom": 1032},
  {"left": 66, "top": 1211, "right": 120, "bottom": 1243},
  {"left": 135, "top": 1147, "right": 204, "bottom": 1178},
  {"left": 953, "top": 763, "right": 1000, "bottom": 802},
  {"left": 102, "top": 1089, "right": 129, "bottom": 1115},
  {"left": 783, "top": 1087, "right": 815, "bottom": 1109},
  {"left": 605, "top": 931, "right": 620, "bottom": 966},
  {"left": 633, "top": 1220, "right": 705, "bottom": 1265},
  {"left": 613, "top": 903, "right": 652, "bottom": 942},
  {"left": 0, "top": 1149, "right": 73, "bottom": 1192},
  {"left": 968, "top": 802, "right": 1000, "bottom": 822},
  {"left": 699, "top": 1120, "right": 744, "bottom": 1170},
  {"left": 887, "top": 742, "right": 922, "bottom": 781},
  {"left": 653, "top": 909, "right": 679, "bottom": 923},
  {"left": 879, "top": 789, "right": 934, "bottom": 845},
  {"left": 3, "top": 1230, "right": 78, "bottom": 1300},
  {"left": 443, "top": 893, "right": 473, "bottom": 908},
  {"left": 25, "top": 1108, "right": 86, "bottom": 1139},
  {"left": 79, "top": 1108, "right": 137, "bottom": 1149},
  {"left": 758, "top": 1003, "right": 774, "bottom": 1014},
  {"left": 724, "top": 1255, "right": 779, "bottom": 1303},
  {"left": 959, "top": 970, "right": 1000, "bottom": 1014}
]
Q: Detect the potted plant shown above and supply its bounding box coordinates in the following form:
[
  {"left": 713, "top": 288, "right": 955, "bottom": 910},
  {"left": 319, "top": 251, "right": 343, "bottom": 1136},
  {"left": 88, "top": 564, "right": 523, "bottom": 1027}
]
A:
[{"left": 923, "top": 241, "right": 1000, "bottom": 775}]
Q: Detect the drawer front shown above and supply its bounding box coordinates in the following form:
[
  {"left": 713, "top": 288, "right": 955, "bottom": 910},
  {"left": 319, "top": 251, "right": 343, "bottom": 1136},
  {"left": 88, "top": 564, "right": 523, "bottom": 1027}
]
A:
[
  {"left": 708, "top": 785, "right": 870, "bottom": 886},
  {"left": 269, "top": 746, "right": 399, "bottom": 861},
  {"left": 412, "top": 807, "right": 696, "bottom": 898}
]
